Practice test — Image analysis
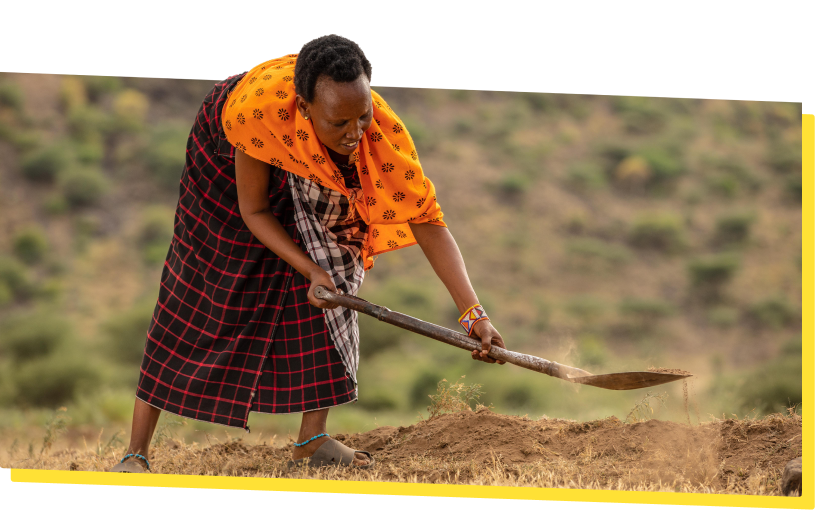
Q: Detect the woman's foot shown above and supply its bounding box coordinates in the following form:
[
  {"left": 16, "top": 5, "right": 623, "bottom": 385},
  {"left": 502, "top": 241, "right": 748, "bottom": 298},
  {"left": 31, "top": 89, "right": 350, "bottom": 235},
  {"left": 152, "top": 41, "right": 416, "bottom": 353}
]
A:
[
  {"left": 108, "top": 454, "right": 150, "bottom": 473},
  {"left": 291, "top": 435, "right": 371, "bottom": 466}
]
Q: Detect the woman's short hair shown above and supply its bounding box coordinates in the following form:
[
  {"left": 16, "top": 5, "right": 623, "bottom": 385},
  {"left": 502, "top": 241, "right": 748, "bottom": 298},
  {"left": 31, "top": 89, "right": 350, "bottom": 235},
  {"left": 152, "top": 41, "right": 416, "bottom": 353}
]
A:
[{"left": 294, "top": 34, "right": 372, "bottom": 103}]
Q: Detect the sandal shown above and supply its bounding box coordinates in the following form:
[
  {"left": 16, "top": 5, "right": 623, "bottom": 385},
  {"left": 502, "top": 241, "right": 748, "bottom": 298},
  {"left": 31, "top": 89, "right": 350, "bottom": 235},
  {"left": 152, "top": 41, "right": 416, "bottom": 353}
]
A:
[
  {"left": 108, "top": 453, "right": 151, "bottom": 473},
  {"left": 287, "top": 438, "right": 375, "bottom": 470}
]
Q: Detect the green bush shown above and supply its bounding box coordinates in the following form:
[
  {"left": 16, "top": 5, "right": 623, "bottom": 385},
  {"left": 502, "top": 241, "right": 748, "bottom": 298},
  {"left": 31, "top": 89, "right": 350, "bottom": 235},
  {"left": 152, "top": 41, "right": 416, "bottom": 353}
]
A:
[
  {"left": 409, "top": 370, "right": 445, "bottom": 409},
  {"left": 59, "top": 166, "right": 109, "bottom": 208},
  {"left": 520, "top": 92, "right": 553, "bottom": 112},
  {"left": 565, "top": 162, "right": 606, "bottom": 192},
  {"left": 687, "top": 253, "right": 740, "bottom": 300},
  {"left": 13, "top": 354, "right": 101, "bottom": 408},
  {"left": 0, "top": 256, "right": 33, "bottom": 300},
  {"left": 20, "top": 145, "right": 71, "bottom": 182},
  {"left": 713, "top": 211, "right": 756, "bottom": 246},
  {"left": 612, "top": 97, "right": 666, "bottom": 134},
  {"left": 102, "top": 303, "right": 155, "bottom": 365},
  {"left": 0, "top": 81, "right": 23, "bottom": 110},
  {"left": 738, "top": 336, "right": 801, "bottom": 414},
  {"left": 502, "top": 383, "right": 534, "bottom": 410},
  {"left": 402, "top": 116, "right": 436, "bottom": 154},
  {"left": 785, "top": 175, "right": 802, "bottom": 203},
  {"left": 67, "top": 105, "right": 108, "bottom": 143},
  {"left": 565, "top": 239, "right": 632, "bottom": 270},
  {"left": 706, "top": 306, "right": 740, "bottom": 328},
  {"left": 577, "top": 334, "right": 608, "bottom": 368},
  {"left": 111, "top": 89, "right": 149, "bottom": 133},
  {"left": 136, "top": 203, "right": 172, "bottom": 240},
  {"left": 0, "top": 311, "right": 70, "bottom": 362},
  {"left": 766, "top": 142, "right": 801, "bottom": 174},
  {"left": 13, "top": 226, "right": 49, "bottom": 265},
  {"left": 357, "top": 389, "right": 398, "bottom": 411},
  {"left": 619, "top": 298, "right": 675, "bottom": 322},
  {"left": 497, "top": 173, "right": 530, "bottom": 196},
  {"left": 628, "top": 214, "right": 686, "bottom": 253},
  {"left": 565, "top": 295, "right": 606, "bottom": 324},
  {"left": 82, "top": 76, "right": 122, "bottom": 102},
  {"left": 705, "top": 174, "right": 739, "bottom": 198},
  {"left": 142, "top": 124, "right": 189, "bottom": 191},
  {"left": 638, "top": 146, "right": 685, "bottom": 188},
  {"left": 748, "top": 296, "right": 798, "bottom": 330}
]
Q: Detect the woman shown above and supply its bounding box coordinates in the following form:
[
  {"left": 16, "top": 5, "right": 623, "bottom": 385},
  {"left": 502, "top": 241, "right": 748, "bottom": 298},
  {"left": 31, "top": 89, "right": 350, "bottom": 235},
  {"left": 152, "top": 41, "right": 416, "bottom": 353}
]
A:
[{"left": 110, "top": 35, "right": 504, "bottom": 473}]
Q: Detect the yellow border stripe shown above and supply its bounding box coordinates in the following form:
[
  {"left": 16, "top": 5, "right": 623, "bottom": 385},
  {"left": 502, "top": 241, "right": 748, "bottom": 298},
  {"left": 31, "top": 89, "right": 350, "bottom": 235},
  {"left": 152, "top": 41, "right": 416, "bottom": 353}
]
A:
[{"left": 801, "top": 113, "right": 814, "bottom": 509}]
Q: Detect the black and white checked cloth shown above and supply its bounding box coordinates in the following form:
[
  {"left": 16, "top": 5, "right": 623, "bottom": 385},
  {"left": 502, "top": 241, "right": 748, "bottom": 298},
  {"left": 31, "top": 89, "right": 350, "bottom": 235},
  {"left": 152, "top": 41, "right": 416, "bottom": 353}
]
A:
[{"left": 287, "top": 173, "right": 368, "bottom": 383}]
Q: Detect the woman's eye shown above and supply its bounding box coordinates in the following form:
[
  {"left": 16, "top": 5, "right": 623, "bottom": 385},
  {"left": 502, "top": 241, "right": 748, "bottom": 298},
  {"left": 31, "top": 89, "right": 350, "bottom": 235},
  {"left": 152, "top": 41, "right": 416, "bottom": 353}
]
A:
[{"left": 333, "top": 121, "right": 347, "bottom": 127}]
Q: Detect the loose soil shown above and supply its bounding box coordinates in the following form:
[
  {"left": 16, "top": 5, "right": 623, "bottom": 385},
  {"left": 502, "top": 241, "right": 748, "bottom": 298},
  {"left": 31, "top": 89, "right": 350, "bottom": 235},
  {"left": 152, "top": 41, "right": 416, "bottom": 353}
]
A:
[{"left": 7, "top": 410, "right": 802, "bottom": 495}]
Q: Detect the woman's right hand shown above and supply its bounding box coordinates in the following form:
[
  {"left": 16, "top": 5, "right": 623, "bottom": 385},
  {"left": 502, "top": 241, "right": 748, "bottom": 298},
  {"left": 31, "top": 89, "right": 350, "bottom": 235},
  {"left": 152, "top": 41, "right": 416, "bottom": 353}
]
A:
[{"left": 307, "top": 268, "right": 340, "bottom": 309}]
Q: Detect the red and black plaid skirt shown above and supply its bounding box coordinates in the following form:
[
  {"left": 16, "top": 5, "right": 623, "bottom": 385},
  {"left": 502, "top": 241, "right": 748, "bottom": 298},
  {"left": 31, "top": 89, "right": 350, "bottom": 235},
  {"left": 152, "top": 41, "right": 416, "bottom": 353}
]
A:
[{"left": 136, "top": 74, "right": 357, "bottom": 430}]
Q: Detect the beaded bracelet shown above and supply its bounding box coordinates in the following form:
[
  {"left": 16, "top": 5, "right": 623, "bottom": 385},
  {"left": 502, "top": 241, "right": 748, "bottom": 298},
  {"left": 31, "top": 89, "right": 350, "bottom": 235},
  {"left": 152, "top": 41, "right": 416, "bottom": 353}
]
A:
[
  {"left": 459, "top": 304, "right": 489, "bottom": 337},
  {"left": 293, "top": 433, "right": 329, "bottom": 447},
  {"left": 120, "top": 453, "right": 151, "bottom": 471}
]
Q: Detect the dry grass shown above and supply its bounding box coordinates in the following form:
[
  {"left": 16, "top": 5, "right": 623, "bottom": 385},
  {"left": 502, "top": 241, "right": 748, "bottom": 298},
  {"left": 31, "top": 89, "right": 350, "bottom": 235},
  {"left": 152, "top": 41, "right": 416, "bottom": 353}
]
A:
[{"left": 3, "top": 409, "right": 801, "bottom": 496}]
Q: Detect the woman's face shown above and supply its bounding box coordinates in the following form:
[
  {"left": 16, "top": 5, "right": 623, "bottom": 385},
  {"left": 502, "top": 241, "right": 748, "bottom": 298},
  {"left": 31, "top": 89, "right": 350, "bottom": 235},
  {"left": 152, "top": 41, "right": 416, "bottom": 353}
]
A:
[{"left": 296, "top": 74, "right": 373, "bottom": 160}]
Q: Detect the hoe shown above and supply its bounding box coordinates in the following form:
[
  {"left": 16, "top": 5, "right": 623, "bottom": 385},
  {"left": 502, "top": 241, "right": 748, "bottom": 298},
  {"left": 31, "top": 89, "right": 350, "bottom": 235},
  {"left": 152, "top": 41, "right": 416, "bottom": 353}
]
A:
[{"left": 315, "top": 286, "right": 691, "bottom": 391}]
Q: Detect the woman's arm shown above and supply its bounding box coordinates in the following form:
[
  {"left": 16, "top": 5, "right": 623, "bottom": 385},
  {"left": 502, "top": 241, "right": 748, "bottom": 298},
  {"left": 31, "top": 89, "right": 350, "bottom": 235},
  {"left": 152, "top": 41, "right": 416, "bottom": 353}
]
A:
[
  {"left": 234, "top": 149, "right": 338, "bottom": 309},
  {"left": 408, "top": 222, "right": 505, "bottom": 364}
]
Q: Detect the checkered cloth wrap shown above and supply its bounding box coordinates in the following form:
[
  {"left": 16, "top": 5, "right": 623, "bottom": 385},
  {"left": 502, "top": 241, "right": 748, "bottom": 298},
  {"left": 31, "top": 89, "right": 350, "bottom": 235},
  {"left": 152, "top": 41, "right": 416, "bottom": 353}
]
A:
[
  {"left": 135, "top": 73, "right": 357, "bottom": 430},
  {"left": 287, "top": 172, "right": 368, "bottom": 383}
]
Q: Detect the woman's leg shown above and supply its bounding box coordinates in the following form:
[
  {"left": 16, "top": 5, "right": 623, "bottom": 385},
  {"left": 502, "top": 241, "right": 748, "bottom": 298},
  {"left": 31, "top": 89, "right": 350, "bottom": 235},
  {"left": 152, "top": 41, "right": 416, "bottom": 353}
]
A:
[
  {"left": 118, "top": 399, "right": 161, "bottom": 469},
  {"left": 291, "top": 408, "right": 369, "bottom": 466}
]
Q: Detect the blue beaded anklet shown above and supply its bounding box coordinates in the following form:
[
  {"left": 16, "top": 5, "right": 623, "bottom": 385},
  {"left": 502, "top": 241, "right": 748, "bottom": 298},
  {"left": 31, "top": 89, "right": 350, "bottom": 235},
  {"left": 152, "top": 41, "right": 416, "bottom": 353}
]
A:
[
  {"left": 293, "top": 433, "right": 329, "bottom": 447},
  {"left": 120, "top": 453, "right": 151, "bottom": 471}
]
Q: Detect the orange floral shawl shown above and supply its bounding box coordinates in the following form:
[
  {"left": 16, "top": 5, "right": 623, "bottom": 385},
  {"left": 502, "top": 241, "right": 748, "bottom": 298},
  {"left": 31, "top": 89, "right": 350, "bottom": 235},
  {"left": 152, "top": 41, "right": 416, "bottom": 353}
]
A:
[{"left": 221, "top": 54, "right": 445, "bottom": 270}]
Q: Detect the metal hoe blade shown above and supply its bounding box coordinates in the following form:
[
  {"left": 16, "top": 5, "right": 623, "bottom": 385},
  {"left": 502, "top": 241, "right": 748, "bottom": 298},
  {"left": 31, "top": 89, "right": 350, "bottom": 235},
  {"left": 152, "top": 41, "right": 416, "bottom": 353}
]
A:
[{"left": 568, "top": 371, "right": 691, "bottom": 390}]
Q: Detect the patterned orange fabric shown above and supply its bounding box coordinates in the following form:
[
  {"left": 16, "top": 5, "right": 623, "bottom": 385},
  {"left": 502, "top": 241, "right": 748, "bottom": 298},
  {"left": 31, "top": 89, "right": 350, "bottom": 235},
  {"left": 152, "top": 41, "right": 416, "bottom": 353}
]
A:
[{"left": 221, "top": 54, "right": 445, "bottom": 270}]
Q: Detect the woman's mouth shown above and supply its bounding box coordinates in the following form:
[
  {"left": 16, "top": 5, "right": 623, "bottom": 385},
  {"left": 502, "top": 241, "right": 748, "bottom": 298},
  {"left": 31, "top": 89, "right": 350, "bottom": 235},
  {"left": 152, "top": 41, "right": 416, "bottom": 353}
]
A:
[{"left": 341, "top": 140, "right": 359, "bottom": 149}]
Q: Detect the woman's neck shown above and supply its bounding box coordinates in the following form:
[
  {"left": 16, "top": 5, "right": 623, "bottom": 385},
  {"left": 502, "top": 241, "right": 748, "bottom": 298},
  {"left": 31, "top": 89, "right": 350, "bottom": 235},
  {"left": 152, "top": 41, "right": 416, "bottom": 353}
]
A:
[{"left": 326, "top": 146, "right": 350, "bottom": 166}]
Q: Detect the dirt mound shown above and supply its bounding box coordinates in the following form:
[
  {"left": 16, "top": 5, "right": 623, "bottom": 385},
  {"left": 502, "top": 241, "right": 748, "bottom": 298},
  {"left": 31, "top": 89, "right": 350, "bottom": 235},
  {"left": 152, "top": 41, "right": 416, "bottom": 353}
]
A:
[
  {"left": 333, "top": 409, "right": 800, "bottom": 491},
  {"left": 8, "top": 411, "right": 802, "bottom": 494}
]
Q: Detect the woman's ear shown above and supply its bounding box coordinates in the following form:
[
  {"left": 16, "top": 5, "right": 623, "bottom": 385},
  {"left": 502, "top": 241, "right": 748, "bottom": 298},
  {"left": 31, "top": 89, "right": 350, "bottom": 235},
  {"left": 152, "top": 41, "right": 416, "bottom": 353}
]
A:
[{"left": 295, "top": 95, "right": 310, "bottom": 120}]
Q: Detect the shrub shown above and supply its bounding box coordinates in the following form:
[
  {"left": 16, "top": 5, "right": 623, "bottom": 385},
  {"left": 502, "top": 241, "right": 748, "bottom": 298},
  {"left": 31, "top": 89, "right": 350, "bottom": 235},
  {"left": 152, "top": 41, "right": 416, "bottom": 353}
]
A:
[
  {"left": 565, "top": 239, "right": 632, "bottom": 269},
  {"left": 706, "top": 306, "right": 739, "bottom": 328},
  {"left": 766, "top": 142, "right": 801, "bottom": 174},
  {"left": 111, "top": 89, "right": 149, "bottom": 132},
  {"left": 102, "top": 303, "right": 155, "bottom": 365},
  {"left": 13, "top": 226, "right": 49, "bottom": 265},
  {"left": 705, "top": 174, "right": 739, "bottom": 198},
  {"left": 0, "top": 312, "right": 70, "bottom": 361},
  {"left": 502, "top": 383, "right": 534, "bottom": 410},
  {"left": 713, "top": 211, "right": 756, "bottom": 246},
  {"left": 66, "top": 105, "right": 108, "bottom": 143},
  {"left": 0, "top": 256, "right": 33, "bottom": 300},
  {"left": 59, "top": 76, "right": 87, "bottom": 113},
  {"left": 82, "top": 75, "right": 122, "bottom": 102},
  {"left": 59, "top": 166, "right": 109, "bottom": 208},
  {"left": 20, "top": 145, "right": 71, "bottom": 182},
  {"left": 619, "top": 298, "right": 675, "bottom": 323},
  {"left": 142, "top": 124, "right": 189, "bottom": 191},
  {"left": 0, "top": 81, "right": 24, "bottom": 110},
  {"left": 785, "top": 175, "right": 802, "bottom": 203},
  {"left": 577, "top": 334, "right": 608, "bottom": 368},
  {"left": 13, "top": 354, "right": 100, "bottom": 408},
  {"left": 520, "top": 92, "right": 553, "bottom": 112},
  {"left": 566, "top": 162, "right": 606, "bottom": 192},
  {"left": 748, "top": 296, "right": 797, "bottom": 330},
  {"left": 497, "top": 173, "right": 530, "bottom": 197},
  {"left": 738, "top": 336, "right": 801, "bottom": 414},
  {"left": 638, "top": 146, "right": 685, "bottom": 188},
  {"left": 452, "top": 118, "right": 474, "bottom": 136},
  {"left": 612, "top": 96, "right": 666, "bottom": 134},
  {"left": 409, "top": 370, "right": 445, "bottom": 409},
  {"left": 138, "top": 206, "right": 175, "bottom": 263},
  {"left": 357, "top": 389, "right": 398, "bottom": 411},
  {"left": 628, "top": 214, "right": 686, "bottom": 253},
  {"left": 687, "top": 253, "right": 740, "bottom": 300},
  {"left": 402, "top": 116, "right": 436, "bottom": 154},
  {"left": 565, "top": 295, "right": 606, "bottom": 324}
]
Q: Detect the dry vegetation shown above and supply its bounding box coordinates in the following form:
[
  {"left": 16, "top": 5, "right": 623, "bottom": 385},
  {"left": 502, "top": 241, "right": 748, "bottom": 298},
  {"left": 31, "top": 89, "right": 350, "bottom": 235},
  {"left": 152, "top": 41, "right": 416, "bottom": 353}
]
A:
[{"left": 4, "top": 409, "right": 802, "bottom": 495}]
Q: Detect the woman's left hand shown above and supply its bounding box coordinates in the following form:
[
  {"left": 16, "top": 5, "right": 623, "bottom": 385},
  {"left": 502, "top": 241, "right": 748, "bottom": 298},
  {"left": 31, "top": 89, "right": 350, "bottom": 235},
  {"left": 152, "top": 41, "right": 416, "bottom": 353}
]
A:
[{"left": 470, "top": 321, "right": 506, "bottom": 364}]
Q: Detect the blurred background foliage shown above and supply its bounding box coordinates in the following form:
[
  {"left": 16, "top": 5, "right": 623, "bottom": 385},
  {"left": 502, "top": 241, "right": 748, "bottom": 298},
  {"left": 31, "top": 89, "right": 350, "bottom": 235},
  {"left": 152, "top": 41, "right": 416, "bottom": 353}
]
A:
[{"left": 0, "top": 72, "right": 802, "bottom": 449}]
